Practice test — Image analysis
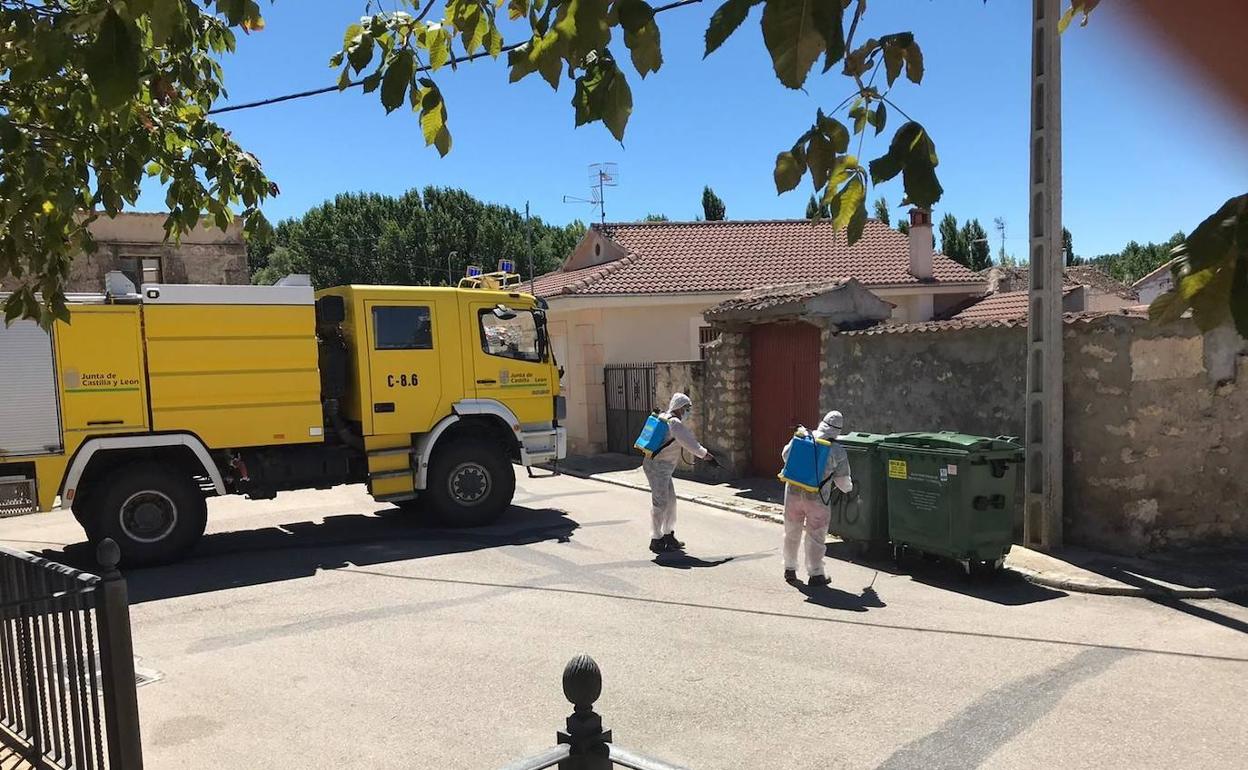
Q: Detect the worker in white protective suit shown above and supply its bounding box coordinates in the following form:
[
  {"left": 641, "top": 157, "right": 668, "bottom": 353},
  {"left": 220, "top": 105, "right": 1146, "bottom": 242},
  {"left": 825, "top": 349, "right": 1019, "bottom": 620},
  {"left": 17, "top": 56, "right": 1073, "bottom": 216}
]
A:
[
  {"left": 643, "top": 393, "right": 715, "bottom": 553},
  {"left": 781, "top": 410, "right": 853, "bottom": 587}
]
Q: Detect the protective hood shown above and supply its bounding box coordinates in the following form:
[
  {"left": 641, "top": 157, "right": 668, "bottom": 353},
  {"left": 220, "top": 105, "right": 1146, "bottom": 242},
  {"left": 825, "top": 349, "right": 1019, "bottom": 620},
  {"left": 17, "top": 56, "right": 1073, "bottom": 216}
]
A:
[
  {"left": 667, "top": 392, "right": 692, "bottom": 413},
  {"left": 814, "top": 410, "right": 844, "bottom": 440}
]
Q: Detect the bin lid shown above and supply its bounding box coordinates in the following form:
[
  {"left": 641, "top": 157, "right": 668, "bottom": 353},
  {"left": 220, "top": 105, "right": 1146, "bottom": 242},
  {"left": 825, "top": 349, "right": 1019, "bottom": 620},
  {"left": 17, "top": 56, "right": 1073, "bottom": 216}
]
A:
[
  {"left": 837, "top": 432, "right": 891, "bottom": 449},
  {"left": 882, "top": 431, "right": 1021, "bottom": 454}
]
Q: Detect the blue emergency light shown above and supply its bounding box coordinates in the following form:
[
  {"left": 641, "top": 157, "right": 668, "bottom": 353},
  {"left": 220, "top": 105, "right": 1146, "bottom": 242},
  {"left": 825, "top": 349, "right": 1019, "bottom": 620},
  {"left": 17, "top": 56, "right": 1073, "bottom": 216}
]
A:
[
  {"left": 465, "top": 265, "right": 483, "bottom": 277},
  {"left": 498, "top": 259, "right": 516, "bottom": 274}
]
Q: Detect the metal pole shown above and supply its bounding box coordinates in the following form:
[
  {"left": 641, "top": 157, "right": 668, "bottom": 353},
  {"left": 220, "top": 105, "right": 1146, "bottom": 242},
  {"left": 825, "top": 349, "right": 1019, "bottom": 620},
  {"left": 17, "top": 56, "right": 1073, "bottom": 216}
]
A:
[
  {"left": 1025, "top": 0, "right": 1064, "bottom": 550},
  {"left": 94, "top": 539, "right": 144, "bottom": 770},
  {"left": 526, "top": 201, "right": 535, "bottom": 295},
  {"left": 447, "top": 250, "right": 457, "bottom": 286}
]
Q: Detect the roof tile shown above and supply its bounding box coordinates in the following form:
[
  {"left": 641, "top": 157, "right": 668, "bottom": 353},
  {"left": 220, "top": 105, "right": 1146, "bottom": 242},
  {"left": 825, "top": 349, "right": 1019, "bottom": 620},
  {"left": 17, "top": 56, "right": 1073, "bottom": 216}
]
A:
[{"left": 535, "top": 219, "right": 982, "bottom": 297}]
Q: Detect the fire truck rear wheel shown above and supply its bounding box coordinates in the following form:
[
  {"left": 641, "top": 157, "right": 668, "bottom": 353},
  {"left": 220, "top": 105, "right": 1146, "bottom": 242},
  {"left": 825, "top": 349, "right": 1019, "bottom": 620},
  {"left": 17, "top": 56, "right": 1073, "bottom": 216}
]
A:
[
  {"left": 93, "top": 462, "right": 208, "bottom": 566},
  {"left": 427, "top": 438, "right": 514, "bottom": 527}
]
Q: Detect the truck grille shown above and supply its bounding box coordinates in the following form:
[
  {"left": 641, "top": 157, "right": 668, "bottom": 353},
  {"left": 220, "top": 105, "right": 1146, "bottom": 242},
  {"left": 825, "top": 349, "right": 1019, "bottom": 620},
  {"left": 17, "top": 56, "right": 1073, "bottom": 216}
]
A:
[{"left": 0, "top": 477, "right": 37, "bottom": 518}]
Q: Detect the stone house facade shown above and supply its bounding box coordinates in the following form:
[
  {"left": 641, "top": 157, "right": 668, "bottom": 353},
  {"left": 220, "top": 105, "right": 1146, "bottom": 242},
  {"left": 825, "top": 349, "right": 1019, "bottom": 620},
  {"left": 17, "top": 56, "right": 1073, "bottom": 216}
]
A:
[{"left": 41, "top": 213, "right": 247, "bottom": 293}]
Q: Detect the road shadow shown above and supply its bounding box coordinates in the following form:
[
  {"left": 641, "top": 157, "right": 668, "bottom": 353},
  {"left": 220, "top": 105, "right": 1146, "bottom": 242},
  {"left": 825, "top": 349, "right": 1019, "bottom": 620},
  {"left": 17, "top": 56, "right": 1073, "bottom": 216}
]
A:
[
  {"left": 793, "top": 581, "right": 886, "bottom": 613},
  {"left": 37, "top": 505, "right": 578, "bottom": 605},
  {"left": 652, "top": 552, "right": 734, "bottom": 570},
  {"left": 824, "top": 541, "right": 1068, "bottom": 607}
]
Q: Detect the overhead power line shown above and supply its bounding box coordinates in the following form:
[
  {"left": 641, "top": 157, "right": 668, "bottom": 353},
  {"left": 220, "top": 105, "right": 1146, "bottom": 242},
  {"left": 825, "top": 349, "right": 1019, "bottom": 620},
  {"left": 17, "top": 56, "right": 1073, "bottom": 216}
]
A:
[{"left": 207, "top": 0, "right": 703, "bottom": 116}]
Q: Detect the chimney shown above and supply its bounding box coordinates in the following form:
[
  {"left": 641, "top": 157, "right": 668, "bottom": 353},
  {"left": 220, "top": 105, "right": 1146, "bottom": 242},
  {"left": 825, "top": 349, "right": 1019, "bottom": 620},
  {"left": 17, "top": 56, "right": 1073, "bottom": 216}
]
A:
[{"left": 908, "top": 208, "right": 933, "bottom": 280}]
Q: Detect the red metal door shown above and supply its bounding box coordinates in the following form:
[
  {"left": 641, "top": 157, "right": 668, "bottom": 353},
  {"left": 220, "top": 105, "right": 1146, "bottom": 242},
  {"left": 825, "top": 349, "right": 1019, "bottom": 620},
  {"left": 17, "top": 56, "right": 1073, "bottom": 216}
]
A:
[{"left": 750, "top": 323, "right": 822, "bottom": 477}]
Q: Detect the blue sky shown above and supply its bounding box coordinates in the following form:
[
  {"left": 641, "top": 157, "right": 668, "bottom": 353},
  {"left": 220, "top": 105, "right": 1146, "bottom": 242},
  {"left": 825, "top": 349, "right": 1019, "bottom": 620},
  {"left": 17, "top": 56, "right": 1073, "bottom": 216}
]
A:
[{"left": 140, "top": 0, "right": 1248, "bottom": 258}]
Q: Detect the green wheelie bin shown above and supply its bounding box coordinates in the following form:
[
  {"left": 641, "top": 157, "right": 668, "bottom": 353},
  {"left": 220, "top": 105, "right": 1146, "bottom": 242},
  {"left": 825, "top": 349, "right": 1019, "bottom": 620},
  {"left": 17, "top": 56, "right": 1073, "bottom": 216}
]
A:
[
  {"left": 828, "top": 432, "right": 891, "bottom": 552},
  {"left": 880, "top": 431, "right": 1023, "bottom": 573}
]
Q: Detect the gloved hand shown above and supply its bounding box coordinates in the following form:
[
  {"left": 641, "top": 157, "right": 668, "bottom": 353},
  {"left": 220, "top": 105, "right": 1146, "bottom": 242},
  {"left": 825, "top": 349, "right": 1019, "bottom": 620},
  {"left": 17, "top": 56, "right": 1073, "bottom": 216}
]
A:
[{"left": 706, "top": 453, "right": 721, "bottom": 468}]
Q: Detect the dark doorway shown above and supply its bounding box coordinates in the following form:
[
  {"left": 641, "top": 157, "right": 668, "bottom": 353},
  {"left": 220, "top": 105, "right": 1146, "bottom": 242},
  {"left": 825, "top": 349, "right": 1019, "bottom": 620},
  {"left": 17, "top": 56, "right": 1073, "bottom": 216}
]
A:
[{"left": 604, "top": 364, "right": 655, "bottom": 455}]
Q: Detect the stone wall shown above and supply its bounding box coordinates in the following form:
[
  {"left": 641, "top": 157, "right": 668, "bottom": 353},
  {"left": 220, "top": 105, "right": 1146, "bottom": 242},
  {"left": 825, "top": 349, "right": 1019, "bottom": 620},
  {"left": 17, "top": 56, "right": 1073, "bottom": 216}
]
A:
[
  {"left": 696, "top": 326, "right": 751, "bottom": 481},
  {"left": 654, "top": 360, "right": 705, "bottom": 439},
  {"left": 823, "top": 324, "right": 1028, "bottom": 438},
  {"left": 1064, "top": 315, "right": 1248, "bottom": 552},
  {"left": 819, "top": 315, "right": 1248, "bottom": 553}
]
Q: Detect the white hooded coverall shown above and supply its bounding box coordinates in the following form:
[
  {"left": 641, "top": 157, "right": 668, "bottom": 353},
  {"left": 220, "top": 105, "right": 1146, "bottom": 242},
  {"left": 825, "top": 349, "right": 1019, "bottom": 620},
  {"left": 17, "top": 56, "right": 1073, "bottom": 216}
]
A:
[
  {"left": 642, "top": 393, "right": 708, "bottom": 540},
  {"left": 781, "top": 412, "right": 853, "bottom": 577}
]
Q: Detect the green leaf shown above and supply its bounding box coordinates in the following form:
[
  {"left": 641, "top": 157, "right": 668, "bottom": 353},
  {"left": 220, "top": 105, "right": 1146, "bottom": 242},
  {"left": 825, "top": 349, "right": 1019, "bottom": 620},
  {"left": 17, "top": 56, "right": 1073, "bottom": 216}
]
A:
[
  {"left": 705, "top": 0, "right": 759, "bottom": 57},
  {"left": 485, "top": 23, "right": 503, "bottom": 58},
  {"left": 348, "top": 34, "right": 375, "bottom": 73},
  {"left": 761, "top": 0, "right": 826, "bottom": 90},
  {"left": 602, "top": 68, "right": 633, "bottom": 142},
  {"left": 904, "top": 42, "right": 924, "bottom": 84},
  {"left": 555, "top": 0, "right": 611, "bottom": 62},
  {"left": 810, "top": 0, "right": 845, "bottom": 73},
  {"left": 149, "top": 0, "right": 185, "bottom": 45},
  {"left": 847, "top": 195, "right": 867, "bottom": 245},
  {"left": 337, "top": 66, "right": 353, "bottom": 90},
  {"left": 362, "top": 70, "right": 383, "bottom": 93},
  {"left": 817, "top": 112, "right": 849, "bottom": 153},
  {"left": 774, "top": 150, "right": 804, "bottom": 193},
  {"left": 571, "top": 56, "right": 632, "bottom": 142},
  {"left": 850, "top": 104, "right": 867, "bottom": 135},
  {"left": 508, "top": 0, "right": 530, "bottom": 22},
  {"left": 806, "top": 133, "right": 833, "bottom": 190},
  {"left": 344, "top": 23, "right": 364, "bottom": 49},
  {"left": 381, "top": 49, "right": 415, "bottom": 113},
  {"left": 419, "top": 81, "right": 453, "bottom": 156},
  {"left": 883, "top": 43, "right": 903, "bottom": 86},
  {"left": 86, "top": 9, "right": 142, "bottom": 110},
  {"left": 829, "top": 176, "right": 864, "bottom": 231},
  {"left": 1057, "top": 6, "right": 1077, "bottom": 34},
  {"left": 1148, "top": 289, "right": 1186, "bottom": 326},
  {"left": 427, "top": 27, "right": 452, "bottom": 70},
  {"left": 619, "top": 0, "right": 663, "bottom": 78},
  {"left": 874, "top": 102, "right": 887, "bottom": 136}
]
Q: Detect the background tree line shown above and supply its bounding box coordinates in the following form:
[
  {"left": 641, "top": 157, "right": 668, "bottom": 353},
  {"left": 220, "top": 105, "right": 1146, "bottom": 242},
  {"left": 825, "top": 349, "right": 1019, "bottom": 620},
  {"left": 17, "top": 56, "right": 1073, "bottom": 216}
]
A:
[{"left": 247, "top": 187, "right": 584, "bottom": 288}]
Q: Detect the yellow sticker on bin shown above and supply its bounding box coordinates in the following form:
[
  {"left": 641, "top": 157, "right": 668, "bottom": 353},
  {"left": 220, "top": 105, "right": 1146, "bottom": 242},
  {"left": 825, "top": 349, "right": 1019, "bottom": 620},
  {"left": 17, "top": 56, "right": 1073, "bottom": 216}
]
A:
[{"left": 888, "top": 459, "right": 908, "bottom": 480}]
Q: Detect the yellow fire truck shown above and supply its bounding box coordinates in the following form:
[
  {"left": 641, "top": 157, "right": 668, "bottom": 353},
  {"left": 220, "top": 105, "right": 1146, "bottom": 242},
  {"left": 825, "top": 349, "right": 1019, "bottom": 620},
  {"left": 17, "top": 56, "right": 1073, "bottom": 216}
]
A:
[{"left": 0, "top": 271, "right": 566, "bottom": 565}]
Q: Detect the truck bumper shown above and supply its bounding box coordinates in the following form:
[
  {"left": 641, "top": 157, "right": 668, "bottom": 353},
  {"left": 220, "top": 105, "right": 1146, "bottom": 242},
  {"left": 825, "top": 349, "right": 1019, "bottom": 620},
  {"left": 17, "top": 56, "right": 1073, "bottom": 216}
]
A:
[{"left": 518, "top": 427, "right": 567, "bottom": 466}]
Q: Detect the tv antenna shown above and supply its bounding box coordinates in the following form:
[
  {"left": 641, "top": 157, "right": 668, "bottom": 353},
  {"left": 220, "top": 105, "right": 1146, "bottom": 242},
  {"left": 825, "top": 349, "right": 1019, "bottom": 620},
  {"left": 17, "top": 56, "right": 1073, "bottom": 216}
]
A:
[
  {"left": 994, "top": 216, "right": 1008, "bottom": 263},
  {"left": 562, "top": 162, "right": 619, "bottom": 224}
]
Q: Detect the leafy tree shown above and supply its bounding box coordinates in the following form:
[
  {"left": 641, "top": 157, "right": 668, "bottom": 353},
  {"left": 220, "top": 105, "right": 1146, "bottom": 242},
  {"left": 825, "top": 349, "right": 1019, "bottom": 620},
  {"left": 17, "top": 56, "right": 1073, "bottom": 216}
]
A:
[
  {"left": 1089, "top": 232, "right": 1185, "bottom": 285},
  {"left": 939, "top": 213, "right": 968, "bottom": 267},
  {"left": 1062, "top": 226, "right": 1075, "bottom": 265},
  {"left": 643, "top": 213, "right": 669, "bottom": 222},
  {"left": 701, "top": 186, "right": 726, "bottom": 221},
  {"left": 960, "top": 218, "right": 991, "bottom": 272},
  {"left": 2, "top": 0, "right": 946, "bottom": 324},
  {"left": 897, "top": 219, "right": 909, "bottom": 236},
  {"left": 3, "top": 0, "right": 1243, "bottom": 336},
  {"left": 872, "top": 196, "right": 890, "bottom": 226},
  {"left": 1, "top": 0, "right": 271, "bottom": 325},
  {"left": 805, "top": 195, "right": 830, "bottom": 220},
  {"left": 249, "top": 187, "right": 583, "bottom": 289}
]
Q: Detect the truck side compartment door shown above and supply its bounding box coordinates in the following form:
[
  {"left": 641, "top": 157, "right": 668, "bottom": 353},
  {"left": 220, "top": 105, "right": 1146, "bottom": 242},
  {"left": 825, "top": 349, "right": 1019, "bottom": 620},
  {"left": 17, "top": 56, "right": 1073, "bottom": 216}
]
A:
[{"left": 363, "top": 300, "right": 443, "bottom": 435}]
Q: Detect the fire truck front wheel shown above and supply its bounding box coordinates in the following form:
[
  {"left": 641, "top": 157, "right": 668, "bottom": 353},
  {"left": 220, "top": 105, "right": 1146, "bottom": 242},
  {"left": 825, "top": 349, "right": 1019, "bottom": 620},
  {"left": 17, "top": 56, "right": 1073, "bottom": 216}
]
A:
[
  {"left": 90, "top": 462, "right": 208, "bottom": 566},
  {"left": 426, "top": 438, "right": 515, "bottom": 527}
]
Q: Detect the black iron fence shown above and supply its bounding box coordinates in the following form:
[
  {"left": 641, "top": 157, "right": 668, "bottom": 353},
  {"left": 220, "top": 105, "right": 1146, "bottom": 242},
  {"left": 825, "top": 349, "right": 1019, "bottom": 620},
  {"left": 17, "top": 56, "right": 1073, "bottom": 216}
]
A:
[
  {"left": 0, "top": 539, "right": 143, "bottom": 769},
  {"left": 604, "top": 364, "right": 656, "bottom": 455},
  {"left": 501, "top": 655, "right": 688, "bottom": 770}
]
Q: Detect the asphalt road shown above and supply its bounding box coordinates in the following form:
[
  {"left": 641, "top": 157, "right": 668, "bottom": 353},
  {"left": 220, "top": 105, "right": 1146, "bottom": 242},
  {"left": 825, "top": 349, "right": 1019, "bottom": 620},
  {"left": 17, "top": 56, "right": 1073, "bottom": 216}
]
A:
[{"left": 2, "top": 472, "right": 1246, "bottom": 769}]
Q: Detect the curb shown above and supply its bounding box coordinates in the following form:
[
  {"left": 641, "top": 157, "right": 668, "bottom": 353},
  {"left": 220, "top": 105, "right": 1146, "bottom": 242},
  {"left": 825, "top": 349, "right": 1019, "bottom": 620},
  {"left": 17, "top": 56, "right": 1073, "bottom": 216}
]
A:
[
  {"left": 1005, "top": 564, "right": 1248, "bottom": 600},
  {"left": 551, "top": 466, "right": 1246, "bottom": 600}
]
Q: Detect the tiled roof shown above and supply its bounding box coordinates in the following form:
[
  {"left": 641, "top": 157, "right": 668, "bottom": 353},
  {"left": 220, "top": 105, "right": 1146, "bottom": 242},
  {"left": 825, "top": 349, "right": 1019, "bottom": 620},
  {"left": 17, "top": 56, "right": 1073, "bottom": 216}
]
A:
[
  {"left": 952, "top": 287, "right": 1076, "bottom": 321},
  {"left": 845, "top": 306, "right": 1149, "bottom": 336},
  {"left": 1132, "top": 257, "right": 1177, "bottom": 288},
  {"left": 978, "top": 265, "right": 1138, "bottom": 299},
  {"left": 704, "top": 280, "right": 851, "bottom": 316},
  {"left": 535, "top": 219, "right": 982, "bottom": 298}
]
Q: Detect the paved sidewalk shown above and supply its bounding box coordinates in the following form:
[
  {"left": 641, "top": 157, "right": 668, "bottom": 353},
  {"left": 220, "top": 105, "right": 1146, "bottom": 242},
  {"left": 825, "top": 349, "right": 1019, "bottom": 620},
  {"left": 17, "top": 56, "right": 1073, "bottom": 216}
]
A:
[{"left": 549, "top": 453, "right": 1248, "bottom": 599}]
